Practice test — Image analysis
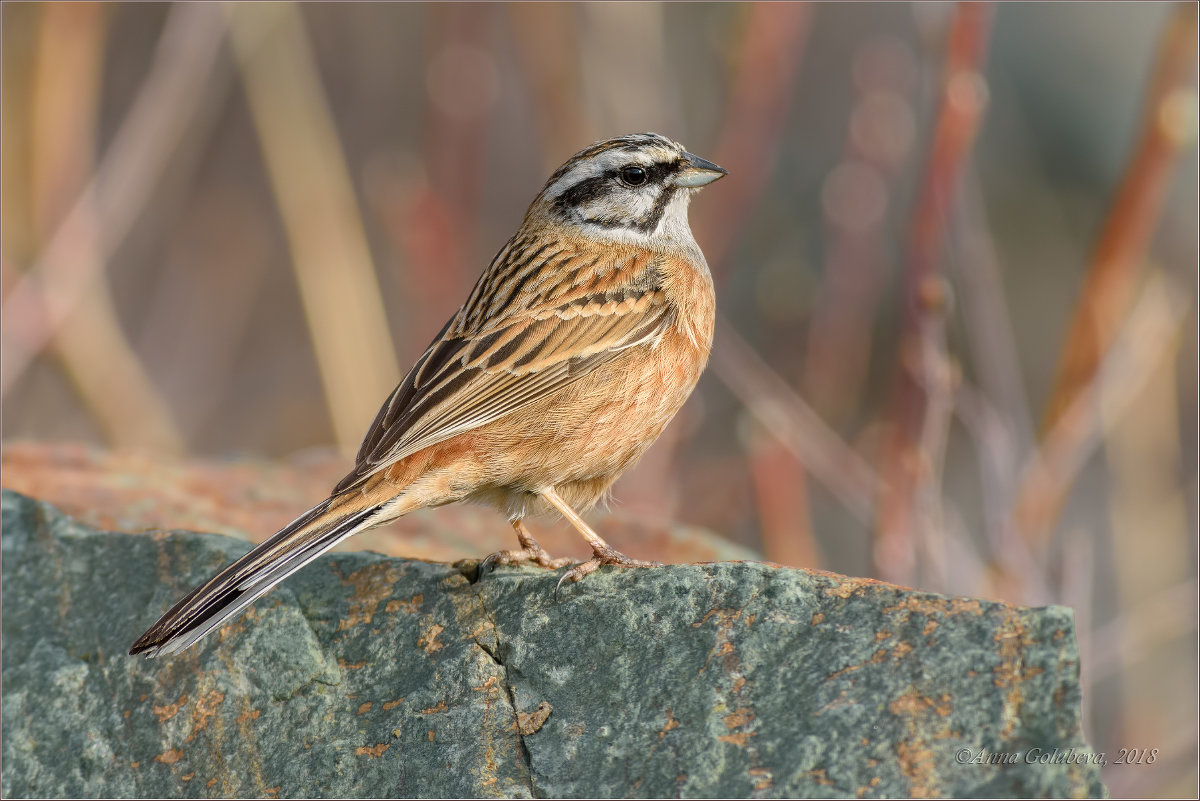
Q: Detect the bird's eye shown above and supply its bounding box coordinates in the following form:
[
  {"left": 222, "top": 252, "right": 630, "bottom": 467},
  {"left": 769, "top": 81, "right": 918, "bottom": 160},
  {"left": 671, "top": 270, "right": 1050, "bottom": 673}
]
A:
[{"left": 619, "top": 165, "right": 648, "bottom": 187}]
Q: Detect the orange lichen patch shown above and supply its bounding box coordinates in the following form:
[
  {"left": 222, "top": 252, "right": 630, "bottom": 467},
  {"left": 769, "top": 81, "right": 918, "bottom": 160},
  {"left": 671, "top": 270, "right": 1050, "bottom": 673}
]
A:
[
  {"left": 382, "top": 697, "right": 405, "bottom": 711},
  {"left": 152, "top": 694, "right": 188, "bottom": 722},
  {"left": 357, "top": 702, "right": 372, "bottom": 715},
  {"left": 216, "top": 619, "right": 249, "bottom": 643},
  {"left": 264, "top": 786, "right": 280, "bottom": 796},
  {"left": 692, "top": 607, "right": 729, "bottom": 628},
  {"left": 875, "top": 629, "right": 893, "bottom": 641},
  {"left": 355, "top": 742, "right": 390, "bottom": 759},
  {"left": 890, "top": 688, "right": 933, "bottom": 716},
  {"left": 182, "top": 772, "right": 195, "bottom": 782},
  {"left": 811, "top": 612, "right": 825, "bottom": 625},
  {"left": 644, "top": 707, "right": 680, "bottom": 769},
  {"left": 696, "top": 607, "right": 748, "bottom": 672},
  {"left": 207, "top": 778, "right": 217, "bottom": 789},
  {"left": 123, "top": 710, "right": 131, "bottom": 719},
  {"left": 744, "top": 614, "right": 756, "bottom": 627},
  {"left": 806, "top": 768, "right": 836, "bottom": 786},
  {"left": 472, "top": 675, "right": 500, "bottom": 693},
  {"left": 882, "top": 595, "right": 982, "bottom": 618},
  {"left": 822, "top": 575, "right": 890, "bottom": 599},
  {"left": 889, "top": 688, "right": 952, "bottom": 718},
  {"left": 154, "top": 747, "right": 184, "bottom": 765},
  {"left": 750, "top": 767, "right": 773, "bottom": 790},
  {"left": 427, "top": 730, "right": 435, "bottom": 742},
  {"left": 236, "top": 708, "right": 261, "bottom": 725},
  {"left": 418, "top": 622, "right": 445, "bottom": 653},
  {"left": 335, "top": 562, "right": 402, "bottom": 630},
  {"left": 991, "top": 610, "right": 1043, "bottom": 737},
  {"left": 819, "top": 690, "right": 857, "bottom": 714},
  {"left": 385, "top": 594, "right": 424, "bottom": 615},
  {"left": 895, "top": 740, "right": 938, "bottom": 798},
  {"left": 184, "top": 690, "right": 225, "bottom": 743},
  {"left": 723, "top": 707, "right": 755, "bottom": 729},
  {"left": 421, "top": 700, "right": 448, "bottom": 714},
  {"left": 338, "top": 658, "right": 367, "bottom": 670},
  {"left": 828, "top": 649, "right": 883, "bottom": 679},
  {"left": 717, "top": 731, "right": 756, "bottom": 746},
  {"left": 889, "top": 687, "right": 955, "bottom": 797},
  {"left": 516, "top": 701, "right": 553, "bottom": 735},
  {"left": 130, "top": 761, "right": 140, "bottom": 769},
  {"left": 923, "top": 619, "right": 939, "bottom": 636}
]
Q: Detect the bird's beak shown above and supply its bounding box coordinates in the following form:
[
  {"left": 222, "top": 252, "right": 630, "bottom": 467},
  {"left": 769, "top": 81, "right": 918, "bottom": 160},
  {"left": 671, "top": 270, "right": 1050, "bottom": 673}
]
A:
[{"left": 675, "top": 151, "right": 728, "bottom": 187}]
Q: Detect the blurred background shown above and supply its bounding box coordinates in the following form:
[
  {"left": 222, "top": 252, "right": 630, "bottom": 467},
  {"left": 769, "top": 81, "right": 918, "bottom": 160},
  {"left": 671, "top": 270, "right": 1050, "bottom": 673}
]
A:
[{"left": 1, "top": 2, "right": 1196, "bottom": 795}]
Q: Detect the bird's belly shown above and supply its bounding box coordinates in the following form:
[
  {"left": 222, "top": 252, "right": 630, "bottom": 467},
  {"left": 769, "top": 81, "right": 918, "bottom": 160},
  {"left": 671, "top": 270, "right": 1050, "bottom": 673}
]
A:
[{"left": 471, "top": 332, "right": 707, "bottom": 511}]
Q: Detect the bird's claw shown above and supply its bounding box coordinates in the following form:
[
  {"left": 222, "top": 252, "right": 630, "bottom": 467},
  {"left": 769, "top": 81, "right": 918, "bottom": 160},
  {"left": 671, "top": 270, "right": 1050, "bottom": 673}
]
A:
[
  {"left": 553, "top": 546, "right": 663, "bottom": 600},
  {"left": 482, "top": 547, "right": 574, "bottom": 573}
]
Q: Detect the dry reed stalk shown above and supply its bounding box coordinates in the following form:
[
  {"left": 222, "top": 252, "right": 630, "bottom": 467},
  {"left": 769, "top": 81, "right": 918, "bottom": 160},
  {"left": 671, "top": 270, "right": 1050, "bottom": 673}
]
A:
[
  {"left": 1, "top": 3, "right": 226, "bottom": 405},
  {"left": 226, "top": 2, "right": 400, "bottom": 458},
  {"left": 875, "top": 2, "right": 992, "bottom": 584},
  {"left": 710, "top": 318, "right": 881, "bottom": 527},
  {"left": 1020, "top": 2, "right": 1198, "bottom": 545},
  {"left": 804, "top": 36, "right": 919, "bottom": 424},
  {"left": 692, "top": 2, "right": 813, "bottom": 277},
  {"left": 12, "top": 3, "right": 185, "bottom": 453}
]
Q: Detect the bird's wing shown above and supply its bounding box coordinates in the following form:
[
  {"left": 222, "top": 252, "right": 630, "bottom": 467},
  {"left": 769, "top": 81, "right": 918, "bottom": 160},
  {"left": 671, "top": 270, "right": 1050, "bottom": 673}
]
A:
[{"left": 333, "top": 244, "right": 672, "bottom": 493}]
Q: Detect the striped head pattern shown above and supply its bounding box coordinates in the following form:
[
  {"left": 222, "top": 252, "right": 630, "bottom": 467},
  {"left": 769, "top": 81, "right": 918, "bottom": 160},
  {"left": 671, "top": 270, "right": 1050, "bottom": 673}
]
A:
[{"left": 529, "top": 133, "right": 727, "bottom": 248}]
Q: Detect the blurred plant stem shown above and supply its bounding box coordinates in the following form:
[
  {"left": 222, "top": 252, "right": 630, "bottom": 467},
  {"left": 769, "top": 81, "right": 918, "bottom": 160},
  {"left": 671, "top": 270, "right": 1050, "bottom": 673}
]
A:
[
  {"left": 28, "top": 3, "right": 183, "bottom": 452},
  {"left": 227, "top": 2, "right": 400, "bottom": 459},
  {"left": 805, "top": 36, "right": 919, "bottom": 427},
  {"left": 875, "top": 2, "right": 992, "bottom": 585},
  {"left": 0, "top": 3, "right": 234, "bottom": 453},
  {"left": 949, "top": 171, "right": 1037, "bottom": 584},
  {"left": 1017, "top": 2, "right": 1198, "bottom": 546},
  {"left": 746, "top": 428, "right": 820, "bottom": 568},
  {"left": 693, "top": 3, "right": 822, "bottom": 558},
  {"left": 711, "top": 318, "right": 880, "bottom": 527},
  {"left": 1, "top": 4, "right": 226, "bottom": 398},
  {"left": 693, "top": 2, "right": 812, "bottom": 279}
]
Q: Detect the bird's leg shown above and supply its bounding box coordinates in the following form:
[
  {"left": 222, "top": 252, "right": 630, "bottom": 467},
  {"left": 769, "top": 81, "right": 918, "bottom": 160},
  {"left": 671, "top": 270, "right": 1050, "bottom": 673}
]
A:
[
  {"left": 540, "top": 487, "right": 663, "bottom": 591},
  {"left": 483, "top": 519, "right": 574, "bottom": 570}
]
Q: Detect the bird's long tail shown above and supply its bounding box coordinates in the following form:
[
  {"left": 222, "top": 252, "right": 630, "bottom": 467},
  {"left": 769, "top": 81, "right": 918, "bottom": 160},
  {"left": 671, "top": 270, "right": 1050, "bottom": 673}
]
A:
[{"left": 129, "top": 495, "right": 389, "bottom": 657}]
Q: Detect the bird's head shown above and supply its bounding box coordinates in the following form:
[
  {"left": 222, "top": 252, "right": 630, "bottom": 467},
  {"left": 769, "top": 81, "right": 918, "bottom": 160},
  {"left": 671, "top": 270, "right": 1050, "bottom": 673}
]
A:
[{"left": 528, "top": 133, "right": 727, "bottom": 248}]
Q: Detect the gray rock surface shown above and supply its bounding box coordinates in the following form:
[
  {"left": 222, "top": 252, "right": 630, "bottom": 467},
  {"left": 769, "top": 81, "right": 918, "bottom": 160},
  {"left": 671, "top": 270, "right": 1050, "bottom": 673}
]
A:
[{"left": 1, "top": 489, "right": 1105, "bottom": 797}]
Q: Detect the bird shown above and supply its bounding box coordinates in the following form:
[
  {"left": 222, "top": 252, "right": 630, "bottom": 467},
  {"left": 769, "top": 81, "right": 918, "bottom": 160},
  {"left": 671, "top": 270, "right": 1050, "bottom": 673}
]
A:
[{"left": 130, "top": 132, "right": 727, "bottom": 657}]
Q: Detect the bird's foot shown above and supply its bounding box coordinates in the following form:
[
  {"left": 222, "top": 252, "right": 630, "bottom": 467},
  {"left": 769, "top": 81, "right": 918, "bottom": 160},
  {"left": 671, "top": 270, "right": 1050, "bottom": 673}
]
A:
[
  {"left": 483, "top": 519, "right": 575, "bottom": 572},
  {"left": 482, "top": 545, "right": 575, "bottom": 571},
  {"left": 554, "top": 545, "right": 663, "bottom": 597}
]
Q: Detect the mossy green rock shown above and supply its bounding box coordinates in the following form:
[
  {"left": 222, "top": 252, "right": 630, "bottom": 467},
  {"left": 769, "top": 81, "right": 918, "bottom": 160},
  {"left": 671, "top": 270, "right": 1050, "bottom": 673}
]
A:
[{"left": 1, "top": 489, "right": 1104, "bottom": 797}]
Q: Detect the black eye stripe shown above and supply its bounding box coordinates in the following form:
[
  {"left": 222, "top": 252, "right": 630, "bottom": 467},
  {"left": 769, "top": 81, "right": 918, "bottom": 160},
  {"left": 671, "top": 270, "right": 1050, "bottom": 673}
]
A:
[{"left": 555, "top": 159, "right": 681, "bottom": 207}]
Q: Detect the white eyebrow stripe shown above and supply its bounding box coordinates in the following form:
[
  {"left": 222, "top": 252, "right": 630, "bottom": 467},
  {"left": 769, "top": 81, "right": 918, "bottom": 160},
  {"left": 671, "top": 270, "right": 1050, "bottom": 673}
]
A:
[{"left": 543, "top": 145, "right": 681, "bottom": 203}]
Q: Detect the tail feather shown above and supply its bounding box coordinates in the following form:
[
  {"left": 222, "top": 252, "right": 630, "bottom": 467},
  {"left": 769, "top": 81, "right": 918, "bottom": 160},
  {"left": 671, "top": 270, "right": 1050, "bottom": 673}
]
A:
[{"left": 129, "top": 499, "right": 383, "bottom": 657}]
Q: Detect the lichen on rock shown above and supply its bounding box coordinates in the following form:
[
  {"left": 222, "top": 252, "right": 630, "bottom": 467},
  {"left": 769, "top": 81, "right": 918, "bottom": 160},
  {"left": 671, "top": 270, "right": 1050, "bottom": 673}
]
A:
[{"left": 1, "top": 489, "right": 1105, "bottom": 798}]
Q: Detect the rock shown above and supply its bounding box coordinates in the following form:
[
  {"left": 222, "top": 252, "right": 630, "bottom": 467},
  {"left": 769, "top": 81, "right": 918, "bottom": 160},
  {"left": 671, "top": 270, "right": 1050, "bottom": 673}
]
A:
[
  {"left": 1, "top": 490, "right": 1105, "bottom": 798},
  {"left": 0, "top": 441, "right": 756, "bottom": 565}
]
